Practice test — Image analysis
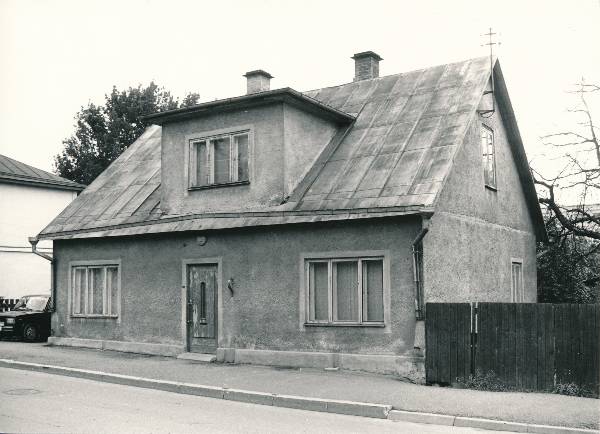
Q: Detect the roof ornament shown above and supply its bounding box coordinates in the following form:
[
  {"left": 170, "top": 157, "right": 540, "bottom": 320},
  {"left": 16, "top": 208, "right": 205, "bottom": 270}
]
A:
[{"left": 478, "top": 27, "right": 500, "bottom": 118}]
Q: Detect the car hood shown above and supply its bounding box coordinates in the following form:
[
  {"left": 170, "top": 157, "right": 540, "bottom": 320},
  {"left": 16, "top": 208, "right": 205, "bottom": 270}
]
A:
[{"left": 0, "top": 310, "right": 44, "bottom": 319}]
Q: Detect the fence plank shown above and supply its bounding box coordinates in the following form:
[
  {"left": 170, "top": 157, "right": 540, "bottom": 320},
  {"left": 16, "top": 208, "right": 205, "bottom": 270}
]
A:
[
  {"left": 526, "top": 304, "right": 537, "bottom": 390},
  {"left": 542, "top": 304, "right": 554, "bottom": 391}
]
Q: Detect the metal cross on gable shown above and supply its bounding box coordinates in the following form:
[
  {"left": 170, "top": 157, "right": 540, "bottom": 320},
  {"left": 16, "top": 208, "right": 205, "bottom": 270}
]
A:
[{"left": 478, "top": 27, "right": 501, "bottom": 117}]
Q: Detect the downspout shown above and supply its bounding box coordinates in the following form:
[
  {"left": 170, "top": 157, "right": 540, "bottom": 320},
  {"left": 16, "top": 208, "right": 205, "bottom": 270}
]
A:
[
  {"left": 28, "top": 237, "right": 55, "bottom": 311},
  {"left": 412, "top": 217, "right": 429, "bottom": 320}
]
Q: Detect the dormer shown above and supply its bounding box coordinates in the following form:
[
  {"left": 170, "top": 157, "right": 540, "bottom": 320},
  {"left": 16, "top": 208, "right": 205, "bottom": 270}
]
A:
[{"left": 145, "top": 75, "right": 354, "bottom": 216}]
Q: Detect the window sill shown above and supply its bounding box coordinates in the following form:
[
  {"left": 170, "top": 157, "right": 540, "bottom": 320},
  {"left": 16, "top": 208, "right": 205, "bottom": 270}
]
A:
[
  {"left": 189, "top": 181, "right": 250, "bottom": 191},
  {"left": 484, "top": 184, "right": 498, "bottom": 192},
  {"left": 304, "top": 322, "right": 385, "bottom": 328},
  {"left": 71, "top": 314, "right": 118, "bottom": 319}
]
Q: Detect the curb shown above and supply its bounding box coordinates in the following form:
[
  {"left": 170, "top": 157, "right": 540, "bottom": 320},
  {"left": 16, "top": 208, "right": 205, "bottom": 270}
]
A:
[
  {"left": 389, "top": 411, "right": 599, "bottom": 434},
  {"left": 0, "top": 359, "right": 597, "bottom": 434},
  {"left": 0, "top": 359, "right": 390, "bottom": 419}
]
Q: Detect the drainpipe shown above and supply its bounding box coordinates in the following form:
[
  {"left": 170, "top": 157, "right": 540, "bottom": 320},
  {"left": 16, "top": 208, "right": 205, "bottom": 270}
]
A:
[
  {"left": 28, "top": 237, "right": 55, "bottom": 311},
  {"left": 412, "top": 216, "right": 430, "bottom": 355},
  {"left": 412, "top": 217, "right": 429, "bottom": 320}
]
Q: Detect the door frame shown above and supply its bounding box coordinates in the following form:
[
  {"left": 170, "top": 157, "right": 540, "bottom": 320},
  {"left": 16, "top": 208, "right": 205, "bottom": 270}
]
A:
[{"left": 181, "top": 257, "right": 223, "bottom": 351}]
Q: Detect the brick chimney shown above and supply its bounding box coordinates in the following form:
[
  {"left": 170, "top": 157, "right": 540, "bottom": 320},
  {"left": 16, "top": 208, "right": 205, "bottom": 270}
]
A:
[
  {"left": 351, "top": 51, "right": 383, "bottom": 81},
  {"left": 244, "top": 70, "right": 273, "bottom": 94}
]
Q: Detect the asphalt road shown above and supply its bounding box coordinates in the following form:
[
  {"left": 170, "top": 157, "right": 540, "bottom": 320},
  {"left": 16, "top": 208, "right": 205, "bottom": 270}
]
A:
[{"left": 0, "top": 367, "right": 519, "bottom": 434}]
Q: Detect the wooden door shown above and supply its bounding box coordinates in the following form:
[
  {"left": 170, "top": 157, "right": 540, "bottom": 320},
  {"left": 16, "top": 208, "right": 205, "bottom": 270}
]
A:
[{"left": 186, "top": 264, "right": 217, "bottom": 353}]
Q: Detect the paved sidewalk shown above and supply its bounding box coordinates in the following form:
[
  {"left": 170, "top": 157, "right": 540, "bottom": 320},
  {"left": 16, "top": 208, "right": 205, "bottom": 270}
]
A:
[{"left": 0, "top": 342, "right": 598, "bottom": 430}]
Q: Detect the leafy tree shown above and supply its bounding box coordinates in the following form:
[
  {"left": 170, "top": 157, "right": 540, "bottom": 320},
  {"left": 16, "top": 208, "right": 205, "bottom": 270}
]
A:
[
  {"left": 537, "top": 212, "right": 599, "bottom": 303},
  {"left": 55, "top": 82, "right": 199, "bottom": 185}
]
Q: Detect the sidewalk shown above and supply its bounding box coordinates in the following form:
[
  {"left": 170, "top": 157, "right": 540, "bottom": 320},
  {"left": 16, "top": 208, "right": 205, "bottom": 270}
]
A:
[{"left": 1, "top": 342, "right": 598, "bottom": 431}]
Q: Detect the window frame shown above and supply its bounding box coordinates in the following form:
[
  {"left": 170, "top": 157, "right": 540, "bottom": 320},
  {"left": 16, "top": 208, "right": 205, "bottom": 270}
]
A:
[
  {"left": 510, "top": 258, "right": 524, "bottom": 302},
  {"left": 69, "top": 260, "right": 121, "bottom": 319},
  {"left": 187, "top": 127, "right": 252, "bottom": 190},
  {"left": 481, "top": 123, "right": 497, "bottom": 190},
  {"left": 303, "top": 254, "right": 388, "bottom": 327}
]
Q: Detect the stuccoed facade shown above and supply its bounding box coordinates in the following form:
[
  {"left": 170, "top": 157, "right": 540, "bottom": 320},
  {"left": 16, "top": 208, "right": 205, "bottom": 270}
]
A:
[{"left": 39, "top": 54, "right": 545, "bottom": 380}]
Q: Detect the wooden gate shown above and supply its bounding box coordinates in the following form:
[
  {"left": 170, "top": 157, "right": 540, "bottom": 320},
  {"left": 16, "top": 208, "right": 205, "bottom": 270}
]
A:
[
  {"left": 425, "top": 303, "right": 472, "bottom": 385},
  {"left": 425, "top": 302, "right": 600, "bottom": 394}
]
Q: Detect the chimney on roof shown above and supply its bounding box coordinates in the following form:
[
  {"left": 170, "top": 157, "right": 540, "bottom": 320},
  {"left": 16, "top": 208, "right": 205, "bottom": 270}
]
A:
[
  {"left": 244, "top": 70, "right": 273, "bottom": 94},
  {"left": 352, "top": 51, "right": 383, "bottom": 81}
]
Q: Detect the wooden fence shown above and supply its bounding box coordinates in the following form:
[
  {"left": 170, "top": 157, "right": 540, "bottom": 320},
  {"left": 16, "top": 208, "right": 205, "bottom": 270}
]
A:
[
  {"left": 425, "top": 302, "right": 599, "bottom": 394},
  {"left": 0, "top": 298, "right": 19, "bottom": 312}
]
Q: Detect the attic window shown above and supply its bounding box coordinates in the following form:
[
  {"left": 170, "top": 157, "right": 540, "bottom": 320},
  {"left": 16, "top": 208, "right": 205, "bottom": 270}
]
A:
[
  {"left": 481, "top": 124, "right": 497, "bottom": 189},
  {"left": 189, "top": 131, "right": 249, "bottom": 189}
]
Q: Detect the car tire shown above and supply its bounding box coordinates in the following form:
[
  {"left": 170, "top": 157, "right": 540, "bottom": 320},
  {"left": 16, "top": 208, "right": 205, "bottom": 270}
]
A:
[{"left": 22, "top": 324, "right": 38, "bottom": 342}]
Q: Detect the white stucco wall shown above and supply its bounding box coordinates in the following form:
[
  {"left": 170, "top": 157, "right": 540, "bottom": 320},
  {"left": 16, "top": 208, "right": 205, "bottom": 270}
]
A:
[{"left": 0, "top": 182, "right": 77, "bottom": 298}]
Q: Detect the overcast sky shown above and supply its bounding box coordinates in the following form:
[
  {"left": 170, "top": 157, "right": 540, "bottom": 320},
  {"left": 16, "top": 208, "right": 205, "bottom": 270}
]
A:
[{"left": 1, "top": 0, "right": 599, "bottom": 184}]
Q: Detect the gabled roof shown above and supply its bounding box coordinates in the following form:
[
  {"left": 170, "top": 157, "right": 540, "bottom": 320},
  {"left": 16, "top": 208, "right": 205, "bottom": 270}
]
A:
[
  {"left": 38, "top": 56, "right": 545, "bottom": 240},
  {"left": 0, "top": 154, "right": 85, "bottom": 191}
]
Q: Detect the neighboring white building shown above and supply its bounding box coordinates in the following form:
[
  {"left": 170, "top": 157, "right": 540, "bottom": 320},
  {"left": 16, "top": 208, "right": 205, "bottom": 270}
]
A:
[{"left": 0, "top": 154, "right": 84, "bottom": 299}]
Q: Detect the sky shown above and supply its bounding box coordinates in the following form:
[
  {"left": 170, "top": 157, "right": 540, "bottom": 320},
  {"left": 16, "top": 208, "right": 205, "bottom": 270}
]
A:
[{"left": 1, "top": 0, "right": 599, "bottom": 194}]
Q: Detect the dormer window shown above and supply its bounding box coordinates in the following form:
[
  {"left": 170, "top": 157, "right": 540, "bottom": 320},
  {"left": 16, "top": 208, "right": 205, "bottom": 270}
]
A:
[
  {"left": 481, "top": 124, "right": 496, "bottom": 189},
  {"left": 189, "top": 130, "right": 250, "bottom": 189}
]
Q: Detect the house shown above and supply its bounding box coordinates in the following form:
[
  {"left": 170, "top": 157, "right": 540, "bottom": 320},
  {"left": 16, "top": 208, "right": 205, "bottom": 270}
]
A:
[
  {"left": 36, "top": 52, "right": 545, "bottom": 379},
  {"left": 0, "top": 154, "right": 84, "bottom": 299}
]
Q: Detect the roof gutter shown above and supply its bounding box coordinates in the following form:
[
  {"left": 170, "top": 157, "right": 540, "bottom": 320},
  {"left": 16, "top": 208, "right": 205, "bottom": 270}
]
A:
[{"left": 28, "top": 237, "right": 52, "bottom": 262}]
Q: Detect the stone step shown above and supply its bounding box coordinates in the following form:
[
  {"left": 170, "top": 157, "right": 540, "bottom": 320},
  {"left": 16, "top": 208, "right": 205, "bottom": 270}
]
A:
[{"left": 176, "top": 352, "right": 216, "bottom": 363}]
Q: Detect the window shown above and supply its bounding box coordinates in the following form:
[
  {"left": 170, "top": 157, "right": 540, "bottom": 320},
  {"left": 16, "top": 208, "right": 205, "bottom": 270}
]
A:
[
  {"left": 71, "top": 264, "right": 120, "bottom": 317},
  {"left": 511, "top": 260, "right": 524, "bottom": 302},
  {"left": 481, "top": 124, "right": 496, "bottom": 188},
  {"left": 306, "top": 257, "right": 384, "bottom": 325},
  {"left": 189, "top": 131, "right": 249, "bottom": 188}
]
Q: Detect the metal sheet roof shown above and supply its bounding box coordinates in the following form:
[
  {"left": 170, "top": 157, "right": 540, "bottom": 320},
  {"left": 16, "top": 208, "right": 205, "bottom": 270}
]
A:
[
  {"left": 39, "top": 57, "right": 502, "bottom": 240},
  {"left": 40, "top": 125, "right": 162, "bottom": 236},
  {"left": 0, "top": 154, "right": 85, "bottom": 191},
  {"left": 290, "top": 57, "right": 490, "bottom": 211}
]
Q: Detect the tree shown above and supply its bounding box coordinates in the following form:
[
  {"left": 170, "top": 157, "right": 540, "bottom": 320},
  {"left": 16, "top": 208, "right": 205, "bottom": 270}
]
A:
[
  {"left": 532, "top": 81, "right": 600, "bottom": 240},
  {"left": 533, "top": 81, "right": 600, "bottom": 303},
  {"left": 537, "top": 211, "right": 599, "bottom": 303},
  {"left": 54, "top": 82, "right": 199, "bottom": 185}
]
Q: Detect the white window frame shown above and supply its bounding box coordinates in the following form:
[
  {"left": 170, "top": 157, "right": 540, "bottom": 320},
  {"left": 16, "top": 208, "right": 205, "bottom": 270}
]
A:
[
  {"left": 188, "top": 128, "right": 251, "bottom": 189},
  {"left": 69, "top": 260, "right": 121, "bottom": 319},
  {"left": 304, "top": 255, "right": 387, "bottom": 326},
  {"left": 481, "top": 124, "right": 497, "bottom": 189},
  {"left": 510, "top": 258, "right": 524, "bottom": 302}
]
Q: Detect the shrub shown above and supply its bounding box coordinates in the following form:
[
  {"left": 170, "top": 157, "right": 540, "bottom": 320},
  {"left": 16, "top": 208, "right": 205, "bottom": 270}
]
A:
[
  {"left": 553, "top": 380, "right": 598, "bottom": 398},
  {"left": 455, "top": 369, "right": 510, "bottom": 392}
]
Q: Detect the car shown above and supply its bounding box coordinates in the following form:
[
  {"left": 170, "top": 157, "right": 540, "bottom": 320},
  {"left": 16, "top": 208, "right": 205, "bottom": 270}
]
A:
[{"left": 0, "top": 294, "right": 51, "bottom": 342}]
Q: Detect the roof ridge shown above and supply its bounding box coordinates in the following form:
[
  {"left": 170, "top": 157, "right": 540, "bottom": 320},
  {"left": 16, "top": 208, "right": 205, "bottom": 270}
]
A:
[{"left": 302, "top": 55, "right": 490, "bottom": 95}]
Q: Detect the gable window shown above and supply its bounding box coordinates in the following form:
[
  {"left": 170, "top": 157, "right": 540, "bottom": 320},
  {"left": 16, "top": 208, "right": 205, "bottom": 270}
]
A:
[
  {"left": 511, "top": 259, "right": 524, "bottom": 302},
  {"left": 189, "top": 131, "right": 249, "bottom": 188},
  {"left": 481, "top": 124, "right": 496, "bottom": 189},
  {"left": 306, "top": 257, "right": 384, "bottom": 325},
  {"left": 71, "top": 263, "right": 120, "bottom": 317}
]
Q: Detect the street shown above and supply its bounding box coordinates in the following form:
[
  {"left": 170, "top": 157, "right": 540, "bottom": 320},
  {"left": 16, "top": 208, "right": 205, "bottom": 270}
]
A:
[{"left": 0, "top": 367, "right": 520, "bottom": 434}]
